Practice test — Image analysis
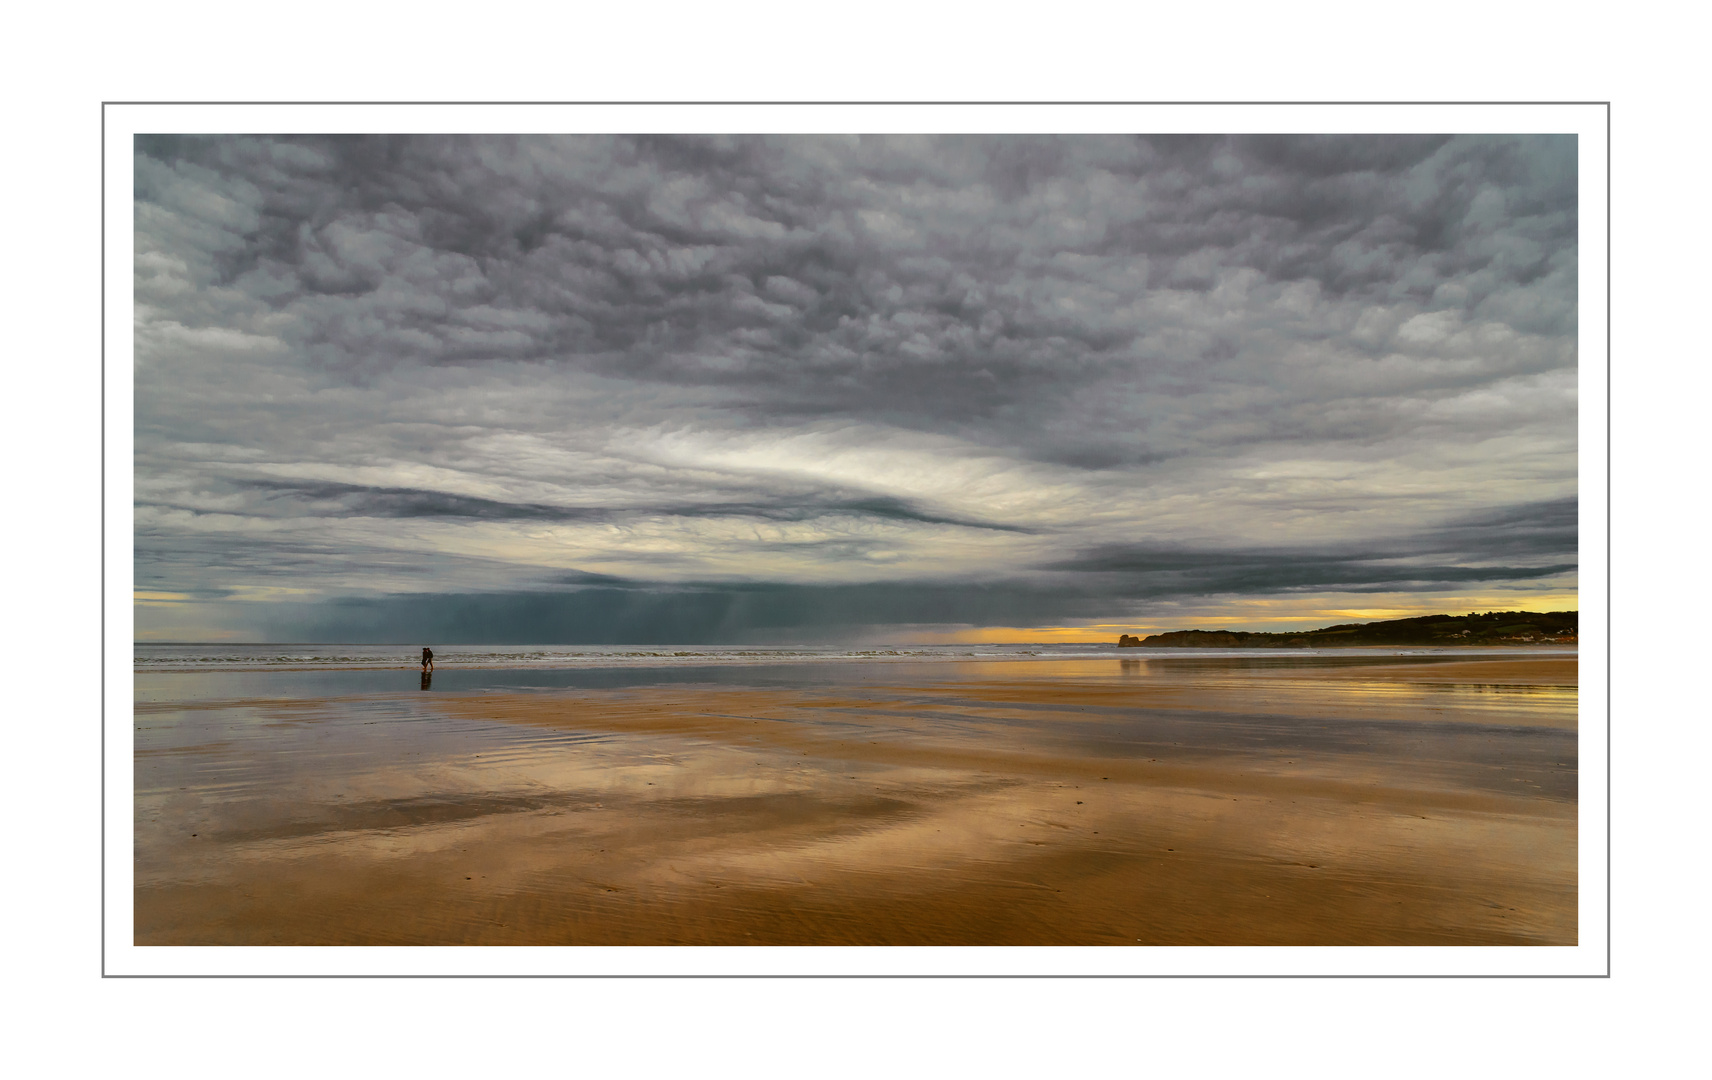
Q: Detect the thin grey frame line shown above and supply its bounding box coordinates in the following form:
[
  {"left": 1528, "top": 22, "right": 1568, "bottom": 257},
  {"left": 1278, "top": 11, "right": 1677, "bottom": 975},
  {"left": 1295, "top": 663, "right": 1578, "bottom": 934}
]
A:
[
  {"left": 105, "top": 972, "right": 1607, "bottom": 979},
  {"left": 105, "top": 104, "right": 1609, "bottom": 977},
  {"left": 105, "top": 99, "right": 1612, "bottom": 107},
  {"left": 101, "top": 103, "right": 107, "bottom": 978},
  {"left": 1605, "top": 102, "right": 1612, "bottom": 979}
]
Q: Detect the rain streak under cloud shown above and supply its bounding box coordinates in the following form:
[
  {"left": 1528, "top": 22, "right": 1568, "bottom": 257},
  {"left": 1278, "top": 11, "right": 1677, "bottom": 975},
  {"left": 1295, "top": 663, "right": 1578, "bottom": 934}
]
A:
[{"left": 133, "top": 134, "right": 1578, "bottom": 643}]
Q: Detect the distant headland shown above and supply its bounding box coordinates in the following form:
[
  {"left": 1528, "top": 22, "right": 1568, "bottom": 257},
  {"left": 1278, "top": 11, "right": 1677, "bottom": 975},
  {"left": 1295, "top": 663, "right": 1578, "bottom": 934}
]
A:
[{"left": 1117, "top": 610, "right": 1577, "bottom": 649}]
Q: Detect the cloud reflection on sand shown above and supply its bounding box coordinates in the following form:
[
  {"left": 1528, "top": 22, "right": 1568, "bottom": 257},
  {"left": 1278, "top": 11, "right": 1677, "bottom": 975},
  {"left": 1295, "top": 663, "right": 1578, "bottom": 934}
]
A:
[{"left": 134, "top": 654, "right": 1576, "bottom": 945}]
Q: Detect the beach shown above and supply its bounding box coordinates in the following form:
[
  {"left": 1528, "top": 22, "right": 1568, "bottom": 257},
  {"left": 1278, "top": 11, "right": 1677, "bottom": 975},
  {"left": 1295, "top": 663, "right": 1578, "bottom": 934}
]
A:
[{"left": 134, "top": 648, "right": 1576, "bottom": 946}]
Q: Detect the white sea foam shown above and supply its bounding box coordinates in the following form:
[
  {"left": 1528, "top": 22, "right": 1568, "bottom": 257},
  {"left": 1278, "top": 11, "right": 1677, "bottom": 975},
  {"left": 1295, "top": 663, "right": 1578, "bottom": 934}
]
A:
[{"left": 131, "top": 641, "right": 1574, "bottom": 672}]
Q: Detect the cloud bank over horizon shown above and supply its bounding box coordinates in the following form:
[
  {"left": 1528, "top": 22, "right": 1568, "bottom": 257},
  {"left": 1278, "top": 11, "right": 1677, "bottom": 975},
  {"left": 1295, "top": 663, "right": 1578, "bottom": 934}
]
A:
[{"left": 134, "top": 134, "right": 1577, "bottom": 642}]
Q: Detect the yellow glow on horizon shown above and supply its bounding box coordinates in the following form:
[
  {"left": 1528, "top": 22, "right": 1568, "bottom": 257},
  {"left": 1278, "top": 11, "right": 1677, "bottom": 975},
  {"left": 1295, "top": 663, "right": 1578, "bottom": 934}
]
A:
[{"left": 908, "top": 591, "right": 1580, "bottom": 644}]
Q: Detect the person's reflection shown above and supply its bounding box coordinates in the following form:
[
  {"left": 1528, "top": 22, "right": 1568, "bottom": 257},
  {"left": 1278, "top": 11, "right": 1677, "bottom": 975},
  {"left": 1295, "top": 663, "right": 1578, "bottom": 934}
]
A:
[{"left": 420, "top": 669, "right": 433, "bottom": 691}]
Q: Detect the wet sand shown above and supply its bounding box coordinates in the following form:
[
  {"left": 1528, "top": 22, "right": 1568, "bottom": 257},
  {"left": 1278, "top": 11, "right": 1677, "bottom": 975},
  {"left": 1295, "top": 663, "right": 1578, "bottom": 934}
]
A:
[{"left": 134, "top": 654, "right": 1576, "bottom": 945}]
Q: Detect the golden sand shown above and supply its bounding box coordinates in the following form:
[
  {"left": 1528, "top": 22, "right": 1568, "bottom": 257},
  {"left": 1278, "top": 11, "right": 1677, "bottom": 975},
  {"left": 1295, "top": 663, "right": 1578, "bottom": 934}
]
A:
[{"left": 134, "top": 656, "right": 1577, "bottom": 946}]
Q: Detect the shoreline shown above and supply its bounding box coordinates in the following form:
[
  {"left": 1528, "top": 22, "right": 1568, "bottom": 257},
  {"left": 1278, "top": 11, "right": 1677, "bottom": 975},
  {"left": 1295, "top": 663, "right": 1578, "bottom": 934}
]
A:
[{"left": 131, "top": 643, "right": 1579, "bottom": 675}]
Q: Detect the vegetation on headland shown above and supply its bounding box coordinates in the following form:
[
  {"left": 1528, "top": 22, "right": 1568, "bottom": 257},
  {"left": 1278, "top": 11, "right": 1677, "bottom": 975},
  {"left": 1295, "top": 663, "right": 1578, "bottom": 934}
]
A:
[{"left": 1118, "top": 610, "right": 1578, "bottom": 648}]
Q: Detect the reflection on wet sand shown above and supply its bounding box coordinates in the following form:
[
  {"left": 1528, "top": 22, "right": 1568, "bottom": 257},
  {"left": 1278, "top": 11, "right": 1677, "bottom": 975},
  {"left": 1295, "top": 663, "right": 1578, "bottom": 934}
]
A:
[{"left": 134, "top": 655, "right": 1576, "bottom": 945}]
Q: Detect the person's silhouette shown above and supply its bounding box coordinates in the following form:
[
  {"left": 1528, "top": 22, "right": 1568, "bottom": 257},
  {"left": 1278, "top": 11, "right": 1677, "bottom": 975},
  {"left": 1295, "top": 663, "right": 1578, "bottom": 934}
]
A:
[{"left": 421, "top": 646, "right": 434, "bottom": 673}]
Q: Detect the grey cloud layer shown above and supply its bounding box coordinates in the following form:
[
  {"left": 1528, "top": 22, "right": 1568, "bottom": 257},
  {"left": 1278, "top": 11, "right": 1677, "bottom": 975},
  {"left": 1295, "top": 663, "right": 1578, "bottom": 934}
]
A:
[
  {"left": 136, "top": 135, "right": 1573, "bottom": 447},
  {"left": 1053, "top": 496, "right": 1577, "bottom": 575},
  {"left": 133, "top": 134, "right": 1577, "bottom": 638},
  {"left": 176, "top": 477, "right": 1035, "bottom": 533},
  {"left": 253, "top": 496, "right": 1578, "bottom": 645}
]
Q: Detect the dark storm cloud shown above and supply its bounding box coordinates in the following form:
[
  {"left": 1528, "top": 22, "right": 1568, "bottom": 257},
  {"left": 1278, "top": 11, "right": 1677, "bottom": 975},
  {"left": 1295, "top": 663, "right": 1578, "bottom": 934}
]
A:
[
  {"left": 1045, "top": 497, "right": 1578, "bottom": 597},
  {"left": 134, "top": 133, "right": 1576, "bottom": 460},
  {"left": 1053, "top": 497, "right": 1577, "bottom": 570},
  {"left": 261, "top": 582, "right": 1090, "bottom": 645},
  {"left": 1115, "top": 135, "right": 1575, "bottom": 306},
  {"left": 256, "top": 552, "right": 1574, "bottom": 645},
  {"left": 134, "top": 132, "right": 1579, "bottom": 640},
  {"left": 139, "top": 476, "right": 1034, "bottom": 532},
  {"left": 1409, "top": 495, "right": 1579, "bottom": 559}
]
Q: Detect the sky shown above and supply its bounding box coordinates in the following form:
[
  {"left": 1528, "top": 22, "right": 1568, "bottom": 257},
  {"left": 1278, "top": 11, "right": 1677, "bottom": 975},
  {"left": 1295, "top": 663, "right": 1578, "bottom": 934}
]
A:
[{"left": 132, "top": 134, "right": 1578, "bottom": 644}]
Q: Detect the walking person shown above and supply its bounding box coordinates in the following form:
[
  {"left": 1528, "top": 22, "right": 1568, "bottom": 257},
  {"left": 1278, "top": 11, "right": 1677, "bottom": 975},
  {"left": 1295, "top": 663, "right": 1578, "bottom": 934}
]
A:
[{"left": 421, "top": 646, "right": 434, "bottom": 673}]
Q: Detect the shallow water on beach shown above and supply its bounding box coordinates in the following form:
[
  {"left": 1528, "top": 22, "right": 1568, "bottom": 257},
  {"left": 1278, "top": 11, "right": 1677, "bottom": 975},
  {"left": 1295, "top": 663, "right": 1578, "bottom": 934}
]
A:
[{"left": 133, "top": 651, "right": 1577, "bottom": 946}]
